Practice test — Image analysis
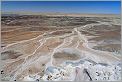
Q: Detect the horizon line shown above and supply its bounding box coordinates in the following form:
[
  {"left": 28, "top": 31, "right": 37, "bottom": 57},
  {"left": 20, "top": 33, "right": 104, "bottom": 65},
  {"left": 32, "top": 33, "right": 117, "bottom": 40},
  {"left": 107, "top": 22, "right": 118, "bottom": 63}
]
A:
[{"left": 2, "top": 11, "right": 121, "bottom": 15}]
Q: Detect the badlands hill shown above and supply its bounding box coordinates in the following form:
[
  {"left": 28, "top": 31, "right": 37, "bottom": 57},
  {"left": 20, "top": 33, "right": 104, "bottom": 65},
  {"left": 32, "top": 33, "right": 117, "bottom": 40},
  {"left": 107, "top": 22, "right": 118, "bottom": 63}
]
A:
[{"left": 1, "top": 13, "right": 121, "bottom": 81}]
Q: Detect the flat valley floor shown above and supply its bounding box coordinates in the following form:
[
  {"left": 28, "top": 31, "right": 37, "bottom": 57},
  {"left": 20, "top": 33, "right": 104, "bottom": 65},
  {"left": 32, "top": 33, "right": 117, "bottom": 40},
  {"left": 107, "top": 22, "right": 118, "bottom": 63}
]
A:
[{"left": 1, "top": 14, "right": 121, "bottom": 81}]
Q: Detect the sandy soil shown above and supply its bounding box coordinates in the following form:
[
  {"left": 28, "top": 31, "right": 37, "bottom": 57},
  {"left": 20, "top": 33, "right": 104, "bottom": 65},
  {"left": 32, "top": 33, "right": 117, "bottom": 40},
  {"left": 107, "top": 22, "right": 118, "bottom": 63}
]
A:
[{"left": 1, "top": 14, "right": 121, "bottom": 81}]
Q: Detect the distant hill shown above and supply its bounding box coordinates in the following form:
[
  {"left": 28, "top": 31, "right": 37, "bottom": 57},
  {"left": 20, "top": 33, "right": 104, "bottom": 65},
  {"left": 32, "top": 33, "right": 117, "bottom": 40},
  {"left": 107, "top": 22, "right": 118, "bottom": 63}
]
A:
[{"left": 2, "top": 12, "right": 120, "bottom": 17}]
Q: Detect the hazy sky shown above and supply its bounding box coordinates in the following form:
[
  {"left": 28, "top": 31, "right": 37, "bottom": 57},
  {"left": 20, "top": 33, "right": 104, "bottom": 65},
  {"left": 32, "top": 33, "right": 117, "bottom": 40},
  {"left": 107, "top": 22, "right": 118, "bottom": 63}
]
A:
[{"left": 1, "top": 1, "right": 121, "bottom": 14}]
